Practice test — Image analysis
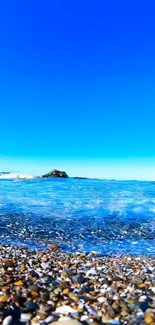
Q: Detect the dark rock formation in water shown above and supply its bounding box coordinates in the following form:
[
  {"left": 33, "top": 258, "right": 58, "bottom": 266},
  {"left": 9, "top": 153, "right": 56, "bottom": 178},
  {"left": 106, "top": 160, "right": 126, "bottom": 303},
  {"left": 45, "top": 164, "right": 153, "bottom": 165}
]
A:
[
  {"left": 0, "top": 172, "right": 10, "bottom": 175},
  {"left": 42, "top": 169, "right": 69, "bottom": 178},
  {"left": 72, "top": 177, "right": 88, "bottom": 179}
]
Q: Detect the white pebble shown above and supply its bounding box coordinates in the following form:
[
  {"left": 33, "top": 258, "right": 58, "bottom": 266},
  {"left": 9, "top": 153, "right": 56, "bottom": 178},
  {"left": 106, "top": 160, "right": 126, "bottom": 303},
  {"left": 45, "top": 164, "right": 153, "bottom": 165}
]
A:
[
  {"left": 55, "top": 305, "right": 79, "bottom": 316},
  {"left": 86, "top": 268, "right": 97, "bottom": 276},
  {"left": 137, "top": 311, "right": 144, "bottom": 318},
  {"left": 3, "top": 317, "right": 12, "bottom": 325},
  {"left": 98, "top": 296, "right": 105, "bottom": 303},
  {"left": 139, "top": 295, "right": 147, "bottom": 301},
  {"left": 100, "top": 288, "right": 106, "bottom": 294},
  {"left": 44, "top": 316, "right": 54, "bottom": 322},
  {"left": 80, "top": 315, "right": 88, "bottom": 321},
  {"left": 20, "top": 313, "right": 32, "bottom": 322},
  {"left": 102, "top": 284, "right": 108, "bottom": 289},
  {"left": 151, "top": 287, "right": 155, "bottom": 293},
  {"left": 41, "top": 262, "right": 49, "bottom": 269},
  {"left": 113, "top": 294, "right": 120, "bottom": 301}
]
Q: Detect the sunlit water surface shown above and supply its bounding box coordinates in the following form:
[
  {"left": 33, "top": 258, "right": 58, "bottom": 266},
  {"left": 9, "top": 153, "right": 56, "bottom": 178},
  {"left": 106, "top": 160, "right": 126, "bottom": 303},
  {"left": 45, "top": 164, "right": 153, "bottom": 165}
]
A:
[{"left": 0, "top": 178, "right": 155, "bottom": 254}]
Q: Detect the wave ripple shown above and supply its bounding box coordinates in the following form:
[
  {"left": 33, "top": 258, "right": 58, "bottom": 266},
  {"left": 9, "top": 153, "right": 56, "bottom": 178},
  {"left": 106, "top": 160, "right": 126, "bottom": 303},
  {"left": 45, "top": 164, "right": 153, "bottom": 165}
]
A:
[{"left": 0, "top": 178, "right": 155, "bottom": 254}]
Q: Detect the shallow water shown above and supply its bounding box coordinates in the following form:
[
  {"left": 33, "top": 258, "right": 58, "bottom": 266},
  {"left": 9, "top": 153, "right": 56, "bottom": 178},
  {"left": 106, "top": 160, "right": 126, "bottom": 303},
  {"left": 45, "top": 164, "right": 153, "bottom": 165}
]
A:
[{"left": 0, "top": 178, "right": 155, "bottom": 254}]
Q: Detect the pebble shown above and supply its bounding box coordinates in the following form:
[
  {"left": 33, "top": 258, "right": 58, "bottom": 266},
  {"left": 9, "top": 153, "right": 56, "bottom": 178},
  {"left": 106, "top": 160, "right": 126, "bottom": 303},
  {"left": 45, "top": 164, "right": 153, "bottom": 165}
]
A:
[
  {"left": 51, "top": 321, "right": 81, "bottom": 325},
  {"left": 137, "top": 311, "right": 144, "bottom": 318},
  {"left": 140, "top": 301, "right": 150, "bottom": 312},
  {"left": 55, "top": 305, "right": 79, "bottom": 316},
  {"left": 20, "top": 313, "right": 32, "bottom": 322},
  {"left": 2, "top": 316, "right": 12, "bottom": 325},
  {"left": 49, "top": 244, "right": 60, "bottom": 250},
  {"left": 109, "top": 321, "right": 121, "bottom": 325},
  {"left": 0, "top": 245, "right": 155, "bottom": 324},
  {"left": 0, "top": 295, "right": 8, "bottom": 302},
  {"left": 97, "top": 296, "right": 105, "bottom": 303},
  {"left": 145, "top": 315, "right": 155, "bottom": 324}
]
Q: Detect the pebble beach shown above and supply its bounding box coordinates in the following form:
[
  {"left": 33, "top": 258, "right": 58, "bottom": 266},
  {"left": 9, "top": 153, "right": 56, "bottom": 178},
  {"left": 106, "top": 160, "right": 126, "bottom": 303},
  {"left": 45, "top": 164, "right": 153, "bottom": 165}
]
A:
[
  {"left": 0, "top": 244, "right": 155, "bottom": 325},
  {"left": 1, "top": 178, "right": 155, "bottom": 324}
]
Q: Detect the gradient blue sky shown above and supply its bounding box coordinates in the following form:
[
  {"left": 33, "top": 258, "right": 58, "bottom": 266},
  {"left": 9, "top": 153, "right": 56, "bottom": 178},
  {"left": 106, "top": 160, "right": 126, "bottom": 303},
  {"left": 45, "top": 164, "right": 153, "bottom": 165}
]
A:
[{"left": 0, "top": 1, "right": 155, "bottom": 179}]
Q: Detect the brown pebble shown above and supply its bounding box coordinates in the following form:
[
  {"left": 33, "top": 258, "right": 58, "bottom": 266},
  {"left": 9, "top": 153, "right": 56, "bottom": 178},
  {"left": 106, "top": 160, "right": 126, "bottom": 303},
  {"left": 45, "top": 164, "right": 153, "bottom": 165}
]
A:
[
  {"left": 31, "top": 319, "right": 40, "bottom": 324},
  {"left": 1, "top": 267, "right": 6, "bottom": 275},
  {"left": 107, "top": 305, "right": 116, "bottom": 318},
  {"left": 49, "top": 244, "right": 60, "bottom": 250},
  {"left": 102, "top": 315, "right": 112, "bottom": 323},
  {"left": 2, "top": 258, "right": 14, "bottom": 268},
  {"left": 120, "top": 309, "right": 129, "bottom": 317},
  {"left": 36, "top": 313, "right": 47, "bottom": 320},
  {"left": 29, "top": 285, "right": 39, "bottom": 292}
]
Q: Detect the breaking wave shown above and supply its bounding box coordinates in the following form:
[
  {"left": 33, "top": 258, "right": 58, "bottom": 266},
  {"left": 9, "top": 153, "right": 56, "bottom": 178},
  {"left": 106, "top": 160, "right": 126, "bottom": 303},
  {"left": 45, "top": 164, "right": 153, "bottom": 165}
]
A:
[{"left": 0, "top": 172, "right": 34, "bottom": 180}]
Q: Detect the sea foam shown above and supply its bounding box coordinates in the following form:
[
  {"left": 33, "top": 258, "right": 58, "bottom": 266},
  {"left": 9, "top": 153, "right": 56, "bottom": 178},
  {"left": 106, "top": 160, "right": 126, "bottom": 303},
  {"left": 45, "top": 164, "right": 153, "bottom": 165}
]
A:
[{"left": 0, "top": 172, "right": 34, "bottom": 180}]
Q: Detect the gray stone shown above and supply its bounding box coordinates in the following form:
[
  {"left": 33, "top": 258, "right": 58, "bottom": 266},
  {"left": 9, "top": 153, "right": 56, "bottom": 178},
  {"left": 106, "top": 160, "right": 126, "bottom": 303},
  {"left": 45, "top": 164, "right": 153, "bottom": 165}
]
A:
[{"left": 42, "top": 169, "right": 69, "bottom": 178}]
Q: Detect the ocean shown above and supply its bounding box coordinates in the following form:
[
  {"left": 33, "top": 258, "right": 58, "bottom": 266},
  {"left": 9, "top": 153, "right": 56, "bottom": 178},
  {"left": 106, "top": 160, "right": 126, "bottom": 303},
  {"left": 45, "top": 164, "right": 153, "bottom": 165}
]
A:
[{"left": 0, "top": 176, "right": 155, "bottom": 255}]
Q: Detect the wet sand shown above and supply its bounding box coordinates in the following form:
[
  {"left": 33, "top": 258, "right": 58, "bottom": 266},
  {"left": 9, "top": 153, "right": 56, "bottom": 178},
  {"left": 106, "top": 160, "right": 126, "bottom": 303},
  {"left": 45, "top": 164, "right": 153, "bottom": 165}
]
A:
[{"left": 0, "top": 244, "right": 155, "bottom": 324}]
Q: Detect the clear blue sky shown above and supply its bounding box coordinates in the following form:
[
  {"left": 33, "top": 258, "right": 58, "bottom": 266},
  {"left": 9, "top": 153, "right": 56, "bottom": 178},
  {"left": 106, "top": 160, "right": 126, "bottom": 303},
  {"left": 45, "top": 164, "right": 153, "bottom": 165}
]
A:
[{"left": 0, "top": 1, "right": 155, "bottom": 179}]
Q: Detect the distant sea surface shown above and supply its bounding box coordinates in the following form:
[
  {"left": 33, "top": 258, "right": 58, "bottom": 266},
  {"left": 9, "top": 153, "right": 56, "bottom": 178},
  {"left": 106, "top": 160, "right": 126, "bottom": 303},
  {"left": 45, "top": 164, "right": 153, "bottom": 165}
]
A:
[{"left": 0, "top": 176, "right": 155, "bottom": 255}]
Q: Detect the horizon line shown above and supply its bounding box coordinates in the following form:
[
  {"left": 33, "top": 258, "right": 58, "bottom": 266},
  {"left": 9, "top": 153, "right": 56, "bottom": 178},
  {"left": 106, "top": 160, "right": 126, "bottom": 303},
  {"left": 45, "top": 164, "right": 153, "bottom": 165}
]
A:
[{"left": 0, "top": 170, "right": 155, "bottom": 182}]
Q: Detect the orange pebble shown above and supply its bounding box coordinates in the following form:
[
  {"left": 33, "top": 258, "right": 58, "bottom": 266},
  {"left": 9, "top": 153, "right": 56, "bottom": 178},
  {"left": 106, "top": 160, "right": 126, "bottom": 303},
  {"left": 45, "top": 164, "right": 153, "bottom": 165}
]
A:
[
  {"left": 14, "top": 280, "right": 23, "bottom": 286},
  {"left": 0, "top": 295, "right": 8, "bottom": 302},
  {"left": 138, "top": 283, "right": 146, "bottom": 288},
  {"left": 63, "top": 288, "right": 70, "bottom": 294},
  {"left": 31, "top": 291, "right": 39, "bottom": 298}
]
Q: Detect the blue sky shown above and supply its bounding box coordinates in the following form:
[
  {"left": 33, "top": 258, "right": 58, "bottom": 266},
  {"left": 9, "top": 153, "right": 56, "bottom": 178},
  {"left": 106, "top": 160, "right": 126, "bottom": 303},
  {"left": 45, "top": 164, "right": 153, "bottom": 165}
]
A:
[{"left": 0, "top": 1, "right": 155, "bottom": 179}]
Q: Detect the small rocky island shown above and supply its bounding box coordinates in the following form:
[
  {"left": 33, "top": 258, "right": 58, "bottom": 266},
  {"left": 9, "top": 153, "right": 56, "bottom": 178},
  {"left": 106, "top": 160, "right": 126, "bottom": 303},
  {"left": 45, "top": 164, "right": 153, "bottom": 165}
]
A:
[{"left": 42, "top": 169, "right": 69, "bottom": 178}]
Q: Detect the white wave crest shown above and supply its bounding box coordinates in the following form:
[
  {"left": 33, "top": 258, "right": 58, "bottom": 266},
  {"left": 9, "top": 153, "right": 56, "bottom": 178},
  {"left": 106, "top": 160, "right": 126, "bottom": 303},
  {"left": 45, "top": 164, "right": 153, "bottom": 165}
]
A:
[{"left": 0, "top": 172, "right": 34, "bottom": 180}]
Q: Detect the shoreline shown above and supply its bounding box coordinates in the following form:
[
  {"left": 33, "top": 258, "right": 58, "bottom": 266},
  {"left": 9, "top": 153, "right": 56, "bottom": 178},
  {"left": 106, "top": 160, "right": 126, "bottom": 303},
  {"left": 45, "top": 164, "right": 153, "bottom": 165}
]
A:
[{"left": 0, "top": 244, "right": 155, "bottom": 324}]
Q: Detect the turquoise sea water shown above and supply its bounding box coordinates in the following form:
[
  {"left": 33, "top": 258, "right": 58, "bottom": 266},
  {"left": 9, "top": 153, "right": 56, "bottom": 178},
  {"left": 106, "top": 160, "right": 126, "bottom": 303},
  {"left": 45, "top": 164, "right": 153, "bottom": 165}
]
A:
[{"left": 0, "top": 178, "right": 155, "bottom": 254}]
